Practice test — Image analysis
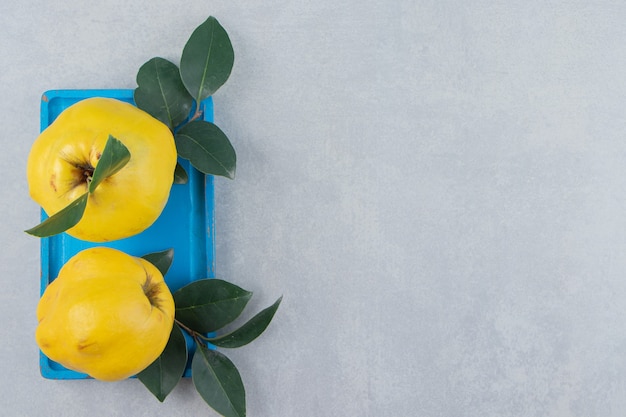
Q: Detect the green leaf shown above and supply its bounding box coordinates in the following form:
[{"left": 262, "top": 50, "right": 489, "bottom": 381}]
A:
[
  {"left": 180, "top": 16, "right": 234, "bottom": 103},
  {"left": 175, "top": 120, "right": 236, "bottom": 179},
  {"left": 208, "top": 296, "right": 282, "bottom": 348},
  {"left": 173, "top": 279, "right": 252, "bottom": 333},
  {"left": 141, "top": 248, "right": 174, "bottom": 277},
  {"left": 192, "top": 344, "right": 246, "bottom": 417},
  {"left": 25, "top": 193, "right": 88, "bottom": 237},
  {"left": 88, "top": 135, "right": 131, "bottom": 193},
  {"left": 173, "top": 162, "right": 189, "bottom": 184},
  {"left": 134, "top": 57, "right": 193, "bottom": 130},
  {"left": 137, "top": 324, "right": 187, "bottom": 402}
]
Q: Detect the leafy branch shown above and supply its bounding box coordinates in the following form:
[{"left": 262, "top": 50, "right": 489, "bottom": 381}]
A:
[
  {"left": 134, "top": 16, "right": 236, "bottom": 184},
  {"left": 138, "top": 249, "right": 282, "bottom": 417}
]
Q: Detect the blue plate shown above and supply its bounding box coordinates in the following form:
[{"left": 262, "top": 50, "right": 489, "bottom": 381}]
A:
[{"left": 38, "top": 89, "right": 216, "bottom": 379}]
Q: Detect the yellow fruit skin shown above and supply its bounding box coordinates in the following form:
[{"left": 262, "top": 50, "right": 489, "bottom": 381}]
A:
[
  {"left": 27, "top": 97, "right": 177, "bottom": 242},
  {"left": 36, "top": 247, "right": 175, "bottom": 381}
]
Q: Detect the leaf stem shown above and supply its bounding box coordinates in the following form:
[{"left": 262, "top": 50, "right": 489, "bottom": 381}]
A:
[
  {"left": 175, "top": 318, "right": 211, "bottom": 345},
  {"left": 188, "top": 107, "right": 204, "bottom": 123}
]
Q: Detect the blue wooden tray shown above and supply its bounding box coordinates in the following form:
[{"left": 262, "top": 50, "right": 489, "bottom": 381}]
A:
[{"left": 38, "top": 89, "right": 216, "bottom": 379}]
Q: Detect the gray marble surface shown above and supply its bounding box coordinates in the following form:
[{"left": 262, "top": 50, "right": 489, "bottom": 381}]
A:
[{"left": 3, "top": 1, "right": 626, "bottom": 416}]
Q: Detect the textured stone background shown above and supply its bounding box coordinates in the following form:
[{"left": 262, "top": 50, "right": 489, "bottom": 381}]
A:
[{"left": 3, "top": 1, "right": 626, "bottom": 416}]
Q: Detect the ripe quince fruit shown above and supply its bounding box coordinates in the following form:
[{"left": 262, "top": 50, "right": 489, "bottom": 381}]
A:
[
  {"left": 27, "top": 97, "right": 177, "bottom": 242},
  {"left": 35, "top": 247, "right": 175, "bottom": 381}
]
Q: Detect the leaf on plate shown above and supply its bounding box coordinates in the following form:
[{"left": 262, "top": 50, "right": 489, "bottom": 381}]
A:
[
  {"left": 208, "top": 296, "right": 282, "bottom": 349},
  {"left": 137, "top": 324, "right": 188, "bottom": 402},
  {"left": 88, "top": 135, "right": 131, "bottom": 193},
  {"left": 174, "top": 162, "right": 189, "bottom": 184},
  {"left": 25, "top": 192, "right": 88, "bottom": 237},
  {"left": 173, "top": 279, "right": 252, "bottom": 333},
  {"left": 180, "top": 16, "right": 234, "bottom": 103},
  {"left": 134, "top": 57, "right": 193, "bottom": 130},
  {"left": 192, "top": 344, "right": 246, "bottom": 417},
  {"left": 141, "top": 248, "right": 174, "bottom": 277},
  {"left": 175, "top": 120, "right": 236, "bottom": 179}
]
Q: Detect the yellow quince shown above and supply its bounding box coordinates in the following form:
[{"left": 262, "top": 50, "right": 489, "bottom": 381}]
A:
[
  {"left": 35, "top": 247, "right": 175, "bottom": 381},
  {"left": 27, "top": 97, "right": 177, "bottom": 242}
]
